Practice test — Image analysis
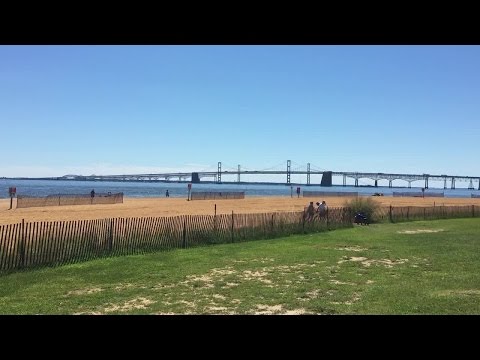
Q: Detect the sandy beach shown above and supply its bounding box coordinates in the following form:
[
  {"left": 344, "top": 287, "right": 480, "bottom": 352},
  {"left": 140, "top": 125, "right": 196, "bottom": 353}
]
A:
[{"left": 1, "top": 195, "right": 480, "bottom": 225}]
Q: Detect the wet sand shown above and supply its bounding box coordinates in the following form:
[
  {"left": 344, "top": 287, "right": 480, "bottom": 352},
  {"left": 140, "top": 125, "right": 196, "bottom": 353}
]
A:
[{"left": 1, "top": 196, "right": 479, "bottom": 225}]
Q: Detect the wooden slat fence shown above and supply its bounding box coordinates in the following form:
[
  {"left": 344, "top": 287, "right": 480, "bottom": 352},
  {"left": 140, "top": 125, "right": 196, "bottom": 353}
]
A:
[{"left": 1, "top": 206, "right": 479, "bottom": 273}]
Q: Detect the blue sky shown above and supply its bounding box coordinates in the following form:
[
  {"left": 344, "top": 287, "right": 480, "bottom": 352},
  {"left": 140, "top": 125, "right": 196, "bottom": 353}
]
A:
[{"left": 1, "top": 45, "right": 479, "bottom": 182}]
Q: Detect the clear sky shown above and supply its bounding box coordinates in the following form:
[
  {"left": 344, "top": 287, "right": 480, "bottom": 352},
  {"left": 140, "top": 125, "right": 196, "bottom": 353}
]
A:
[{"left": 1, "top": 45, "right": 479, "bottom": 180}]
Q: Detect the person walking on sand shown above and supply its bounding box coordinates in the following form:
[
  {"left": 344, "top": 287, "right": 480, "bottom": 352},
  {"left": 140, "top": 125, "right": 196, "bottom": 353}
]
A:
[
  {"left": 165, "top": 190, "right": 170, "bottom": 198},
  {"left": 90, "top": 189, "right": 95, "bottom": 198}
]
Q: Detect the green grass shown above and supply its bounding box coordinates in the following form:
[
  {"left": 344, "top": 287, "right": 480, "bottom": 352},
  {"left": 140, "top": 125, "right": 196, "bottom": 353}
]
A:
[{"left": 1, "top": 218, "right": 479, "bottom": 314}]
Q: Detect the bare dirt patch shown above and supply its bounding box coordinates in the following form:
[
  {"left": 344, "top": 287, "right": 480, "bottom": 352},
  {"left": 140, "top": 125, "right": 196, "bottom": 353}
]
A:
[
  {"left": 66, "top": 287, "right": 103, "bottom": 296},
  {"left": 283, "top": 308, "right": 307, "bottom": 315},
  {"left": 104, "top": 297, "right": 156, "bottom": 313},
  {"left": 335, "top": 246, "right": 368, "bottom": 252},
  {"left": 114, "top": 283, "right": 135, "bottom": 291},
  {"left": 397, "top": 229, "right": 444, "bottom": 234},
  {"left": 73, "top": 311, "right": 102, "bottom": 315},
  {"left": 331, "top": 292, "right": 361, "bottom": 306},
  {"left": 254, "top": 304, "right": 284, "bottom": 314},
  {"left": 330, "top": 280, "right": 356, "bottom": 285},
  {"left": 241, "top": 270, "right": 272, "bottom": 284},
  {"left": 338, "top": 256, "right": 368, "bottom": 264},
  {"left": 222, "top": 282, "right": 240, "bottom": 289},
  {"left": 205, "top": 306, "right": 230, "bottom": 313},
  {"left": 338, "top": 256, "right": 408, "bottom": 268}
]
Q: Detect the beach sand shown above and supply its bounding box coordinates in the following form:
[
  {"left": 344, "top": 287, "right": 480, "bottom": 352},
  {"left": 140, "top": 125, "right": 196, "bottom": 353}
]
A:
[{"left": 1, "top": 196, "right": 480, "bottom": 225}]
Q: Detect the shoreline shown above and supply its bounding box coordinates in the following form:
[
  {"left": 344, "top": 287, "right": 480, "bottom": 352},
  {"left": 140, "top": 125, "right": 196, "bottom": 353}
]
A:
[{"left": 1, "top": 195, "right": 480, "bottom": 225}]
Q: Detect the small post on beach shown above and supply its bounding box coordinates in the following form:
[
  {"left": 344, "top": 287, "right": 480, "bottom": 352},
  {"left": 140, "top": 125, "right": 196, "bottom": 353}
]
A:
[
  {"left": 8, "top": 187, "right": 16, "bottom": 210},
  {"left": 214, "top": 204, "right": 217, "bottom": 216},
  {"left": 291, "top": 186, "right": 293, "bottom": 198},
  {"left": 187, "top": 183, "right": 192, "bottom": 201}
]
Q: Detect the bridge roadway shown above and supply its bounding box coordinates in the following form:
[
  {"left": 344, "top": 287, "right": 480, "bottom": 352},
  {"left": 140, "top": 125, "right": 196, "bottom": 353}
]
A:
[{"left": 41, "top": 170, "right": 480, "bottom": 190}]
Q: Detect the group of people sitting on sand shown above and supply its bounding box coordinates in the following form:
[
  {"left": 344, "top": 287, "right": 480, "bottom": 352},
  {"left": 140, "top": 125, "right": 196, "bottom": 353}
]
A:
[{"left": 305, "top": 200, "right": 328, "bottom": 221}]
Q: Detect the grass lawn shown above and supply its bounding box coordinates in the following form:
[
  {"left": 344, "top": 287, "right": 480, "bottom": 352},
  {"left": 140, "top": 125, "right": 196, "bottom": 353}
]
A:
[{"left": 0, "top": 218, "right": 479, "bottom": 314}]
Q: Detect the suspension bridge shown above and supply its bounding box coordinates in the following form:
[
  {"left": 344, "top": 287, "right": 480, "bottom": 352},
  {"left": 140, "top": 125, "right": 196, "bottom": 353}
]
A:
[{"left": 10, "top": 160, "right": 480, "bottom": 190}]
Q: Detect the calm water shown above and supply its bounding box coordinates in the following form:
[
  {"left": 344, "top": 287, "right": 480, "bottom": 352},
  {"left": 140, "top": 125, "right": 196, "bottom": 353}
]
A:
[{"left": 1, "top": 179, "right": 478, "bottom": 199}]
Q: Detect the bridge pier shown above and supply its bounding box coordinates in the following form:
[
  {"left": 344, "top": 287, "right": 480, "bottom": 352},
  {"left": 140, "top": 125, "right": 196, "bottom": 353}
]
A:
[
  {"left": 343, "top": 174, "right": 346, "bottom": 187},
  {"left": 192, "top": 172, "right": 200, "bottom": 183},
  {"left": 389, "top": 180, "right": 392, "bottom": 188},
  {"left": 374, "top": 180, "right": 378, "bottom": 187},
  {"left": 237, "top": 165, "right": 241, "bottom": 183},
  {"left": 444, "top": 178, "right": 447, "bottom": 189},
  {"left": 478, "top": 179, "right": 480, "bottom": 191},
  {"left": 424, "top": 177, "right": 429, "bottom": 189},
  {"left": 354, "top": 178, "right": 358, "bottom": 187},
  {"left": 451, "top": 177, "right": 455, "bottom": 189},
  {"left": 468, "top": 179, "right": 474, "bottom": 190},
  {"left": 408, "top": 181, "right": 412, "bottom": 188}
]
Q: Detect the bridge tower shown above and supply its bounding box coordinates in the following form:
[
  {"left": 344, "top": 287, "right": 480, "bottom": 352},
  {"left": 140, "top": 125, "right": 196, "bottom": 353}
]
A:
[
  {"left": 478, "top": 179, "right": 480, "bottom": 191},
  {"left": 354, "top": 175, "right": 359, "bottom": 187},
  {"left": 424, "top": 176, "right": 429, "bottom": 189},
  {"left": 408, "top": 180, "right": 412, "bottom": 188},
  {"left": 237, "top": 165, "right": 241, "bottom": 183},
  {"left": 468, "top": 179, "right": 474, "bottom": 190},
  {"left": 217, "top": 162, "right": 222, "bottom": 184},
  {"left": 444, "top": 177, "right": 447, "bottom": 189},
  {"left": 374, "top": 180, "right": 378, "bottom": 187},
  {"left": 287, "top": 160, "right": 291, "bottom": 184},
  {"left": 388, "top": 179, "right": 393, "bottom": 188},
  {"left": 307, "top": 163, "right": 310, "bottom": 185},
  {"left": 451, "top": 177, "right": 455, "bottom": 189},
  {"left": 343, "top": 174, "right": 347, "bottom": 187}
]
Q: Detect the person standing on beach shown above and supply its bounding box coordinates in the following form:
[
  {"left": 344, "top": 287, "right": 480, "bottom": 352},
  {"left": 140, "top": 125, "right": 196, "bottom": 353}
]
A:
[
  {"left": 318, "top": 200, "right": 328, "bottom": 217},
  {"left": 90, "top": 189, "right": 95, "bottom": 198},
  {"left": 165, "top": 190, "right": 170, "bottom": 198},
  {"left": 306, "top": 201, "right": 315, "bottom": 221}
]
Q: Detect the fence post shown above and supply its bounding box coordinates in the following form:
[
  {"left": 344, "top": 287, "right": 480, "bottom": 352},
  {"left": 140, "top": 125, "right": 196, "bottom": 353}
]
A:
[
  {"left": 109, "top": 218, "right": 114, "bottom": 253},
  {"left": 182, "top": 215, "right": 187, "bottom": 249},
  {"left": 271, "top": 214, "right": 274, "bottom": 235},
  {"left": 182, "top": 216, "right": 187, "bottom": 249},
  {"left": 231, "top": 211, "right": 234, "bottom": 243},
  {"left": 302, "top": 210, "right": 305, "bottom": 233},
  {"left": 20, "top": 219, "right": 25, "bottom": 268}
]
